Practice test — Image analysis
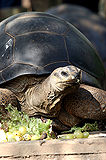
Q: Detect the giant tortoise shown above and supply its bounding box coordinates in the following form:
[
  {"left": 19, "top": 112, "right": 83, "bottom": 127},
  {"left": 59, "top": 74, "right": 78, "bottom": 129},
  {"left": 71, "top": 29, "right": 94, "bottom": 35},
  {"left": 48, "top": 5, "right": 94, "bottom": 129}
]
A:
[
  {"left": 0, "top": 12, "right": 106, "bottom": 130},
  {"left": 45, "top": 4, "right": 106, "bottom": 68}
]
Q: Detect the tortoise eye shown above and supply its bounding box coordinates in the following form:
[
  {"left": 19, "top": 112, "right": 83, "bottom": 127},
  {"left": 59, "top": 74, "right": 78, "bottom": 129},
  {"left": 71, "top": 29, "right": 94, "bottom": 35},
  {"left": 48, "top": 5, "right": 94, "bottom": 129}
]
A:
[{"left": 61, "top": 71, "right": 69, "bottom": 77}]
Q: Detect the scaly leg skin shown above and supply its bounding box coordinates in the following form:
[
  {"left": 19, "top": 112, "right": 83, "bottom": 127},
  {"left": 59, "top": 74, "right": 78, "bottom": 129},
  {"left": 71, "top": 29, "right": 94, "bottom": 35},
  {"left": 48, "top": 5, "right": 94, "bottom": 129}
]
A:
[
  {"left": 0, "top": 88, "right": 19, "bottom": 109},
  {"left": 50, "top": 118, "right": 71, "bottom": 131},
  {"left": 64, "top": 84, "right": 106, "bottom": 120},
  {"left": 58, "top": 107, "right": 83, "bottom": 127}
]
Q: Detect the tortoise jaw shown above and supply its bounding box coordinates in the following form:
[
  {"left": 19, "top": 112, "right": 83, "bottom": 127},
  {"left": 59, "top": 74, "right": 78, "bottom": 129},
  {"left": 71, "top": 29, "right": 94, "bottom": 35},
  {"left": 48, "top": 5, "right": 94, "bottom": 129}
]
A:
[
  {"left": 54, "top": 75, "right": 81, "bottom": 93},
  {"left": 62, "top": 77, "right": 80, "bottom": 86},
  {"left": 55, "top": 80, "right": 80, "bottom": 93}
]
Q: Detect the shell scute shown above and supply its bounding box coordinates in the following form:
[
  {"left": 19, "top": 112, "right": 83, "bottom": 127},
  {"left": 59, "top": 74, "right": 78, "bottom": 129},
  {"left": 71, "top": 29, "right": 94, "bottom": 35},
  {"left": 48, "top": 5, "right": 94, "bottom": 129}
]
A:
[
  {"left": 14, "top": 33, "right": 68, "bottom": 69},
  {"left": 1, "top": 63, "right": 38, "bottom": 83},
  {"left": 0, "top": 33, "right": 14, "bottom": 71},
  {"left": 6, "top": 16, "right": 69, "bottom": 37}
]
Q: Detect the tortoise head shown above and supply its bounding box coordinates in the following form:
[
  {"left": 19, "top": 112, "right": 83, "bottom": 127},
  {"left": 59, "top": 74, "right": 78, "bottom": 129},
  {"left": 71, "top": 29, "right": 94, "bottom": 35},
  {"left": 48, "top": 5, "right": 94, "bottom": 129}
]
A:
[{"left": 50, "top": 65, "right": 81, "bottom": 93}]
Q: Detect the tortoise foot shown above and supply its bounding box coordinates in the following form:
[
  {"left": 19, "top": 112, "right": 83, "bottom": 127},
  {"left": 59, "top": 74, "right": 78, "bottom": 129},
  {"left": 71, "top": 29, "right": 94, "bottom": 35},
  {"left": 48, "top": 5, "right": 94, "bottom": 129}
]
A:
[{"left": 0, "top": 88, "right": 19, "bottom": 109}]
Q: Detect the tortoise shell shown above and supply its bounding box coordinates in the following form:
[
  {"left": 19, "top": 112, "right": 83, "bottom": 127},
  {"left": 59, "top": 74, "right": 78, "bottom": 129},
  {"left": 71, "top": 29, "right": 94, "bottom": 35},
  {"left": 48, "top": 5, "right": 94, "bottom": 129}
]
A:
[
  {"left": 45, "top": 4, "right": 106, "bottom": 68},
  {"left": 0, "top": 12, "right": 105, "bottom": 88}
]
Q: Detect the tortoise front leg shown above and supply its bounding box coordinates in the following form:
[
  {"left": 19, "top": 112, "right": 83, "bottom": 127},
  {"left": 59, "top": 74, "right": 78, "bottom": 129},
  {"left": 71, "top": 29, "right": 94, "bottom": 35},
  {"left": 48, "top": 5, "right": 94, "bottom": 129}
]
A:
[
  {"left": 0, "top": 88, "right": 19, "bottom": 109},
  {"left": 58, "top": 107, "right": 83, "bottom": 127},
  {"left": 64, "top": 84, "right": 106, "bottom": 120}
]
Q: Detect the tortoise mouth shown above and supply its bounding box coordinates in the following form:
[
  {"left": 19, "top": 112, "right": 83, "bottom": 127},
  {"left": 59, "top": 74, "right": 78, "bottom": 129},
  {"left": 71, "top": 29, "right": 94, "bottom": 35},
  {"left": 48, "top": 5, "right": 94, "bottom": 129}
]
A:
[
  {"left": 55, "top": 77, "right": 80, "bottom": 93},
  {"left": 60, "top": 78, "right": 80, "bottom": 86}
]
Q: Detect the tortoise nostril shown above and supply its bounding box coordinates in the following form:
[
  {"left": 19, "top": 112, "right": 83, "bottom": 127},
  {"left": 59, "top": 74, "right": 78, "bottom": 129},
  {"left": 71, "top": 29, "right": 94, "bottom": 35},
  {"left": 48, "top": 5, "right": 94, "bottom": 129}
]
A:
[{"left": 61, "top": 71, "right": 69, "bottom": 77}]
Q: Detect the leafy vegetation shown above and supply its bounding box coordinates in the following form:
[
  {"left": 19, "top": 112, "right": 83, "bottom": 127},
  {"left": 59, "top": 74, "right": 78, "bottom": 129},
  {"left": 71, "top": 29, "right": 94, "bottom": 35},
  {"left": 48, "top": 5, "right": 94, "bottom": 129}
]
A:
[{"left": 0, "top": 104, "right": 93, "bottom": 142}]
